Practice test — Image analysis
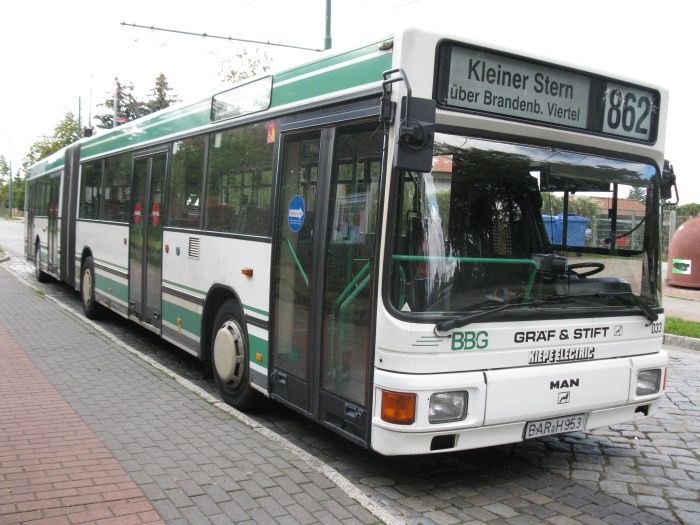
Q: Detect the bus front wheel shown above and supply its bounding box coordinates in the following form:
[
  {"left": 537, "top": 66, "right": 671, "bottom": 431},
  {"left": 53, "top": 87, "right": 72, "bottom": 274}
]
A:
[{"left": 211, "top": 300, "right": 260, "bottom": 410}]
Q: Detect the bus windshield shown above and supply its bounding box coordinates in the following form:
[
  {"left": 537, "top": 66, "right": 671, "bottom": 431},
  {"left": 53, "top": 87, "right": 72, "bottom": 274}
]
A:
[{"left": 388, "top": 133, "right": 660, "bottom": 319}]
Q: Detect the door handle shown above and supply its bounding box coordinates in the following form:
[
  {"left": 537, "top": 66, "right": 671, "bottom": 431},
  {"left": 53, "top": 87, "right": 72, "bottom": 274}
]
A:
[
  {"left": 344, "top": 403, "right": 364, "bottom": 421},
  {"left": 272, "top": 371, "right": 287, "bottom": 386}
]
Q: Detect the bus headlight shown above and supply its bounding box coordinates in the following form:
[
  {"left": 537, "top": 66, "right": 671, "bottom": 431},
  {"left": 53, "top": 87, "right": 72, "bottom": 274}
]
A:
[
  {"left": 429, "top": 391, "right": 468, "bottom": 423},
  {"left": 636, "top": 369, "right": 662, "bottom": 396}
]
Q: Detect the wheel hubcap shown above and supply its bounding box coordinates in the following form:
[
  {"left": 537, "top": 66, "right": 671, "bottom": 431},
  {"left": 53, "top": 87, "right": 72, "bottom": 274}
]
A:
[
  {"left": 213, "top": 320, "right": 245, "bottom": 389},
  {"left": 82, "top": 269, "right": 92, "bottom": 306}
]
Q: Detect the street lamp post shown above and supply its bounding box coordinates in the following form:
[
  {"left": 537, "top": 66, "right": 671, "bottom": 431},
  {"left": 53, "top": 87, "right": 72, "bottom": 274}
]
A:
[
  {"left": 7, "top": 158, "right": 12, "bottom": 219},
  {"left": 324, "top": 0, "right": 332, "bottom": 50}
]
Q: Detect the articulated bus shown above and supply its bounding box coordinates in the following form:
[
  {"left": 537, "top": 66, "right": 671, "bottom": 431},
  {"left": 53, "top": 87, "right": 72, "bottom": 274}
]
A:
[{"left": 26, "top": 28, "right": 674, "bottom": 455}]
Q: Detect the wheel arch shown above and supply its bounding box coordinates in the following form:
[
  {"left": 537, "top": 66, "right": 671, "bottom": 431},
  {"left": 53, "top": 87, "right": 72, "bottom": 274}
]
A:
[
  {"left": 79, "top": 246, "right": 94, "bottom": 268},
  {"left": 77, "top": 245, "right": 94, "bottom": 279}
]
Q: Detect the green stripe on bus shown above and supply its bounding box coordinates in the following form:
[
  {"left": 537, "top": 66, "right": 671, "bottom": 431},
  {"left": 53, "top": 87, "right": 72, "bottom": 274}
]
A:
[
  {"left": 80, "top": 100, "right": 211, "bottom": 159},
  {"left": 272, "top": 40, "right": 390, "bottom": 84},
  {"left": 271, "top": 53, "right": 392, "bottom": 108},
  {"left": 249, "top": 334, "right": 269, "bottom": 369},
  {"left": 95, "top": 274, "right": 129, "bottom": 302},
  {"left": 162, "top": 299, "right": 202, "bottom": 338}
]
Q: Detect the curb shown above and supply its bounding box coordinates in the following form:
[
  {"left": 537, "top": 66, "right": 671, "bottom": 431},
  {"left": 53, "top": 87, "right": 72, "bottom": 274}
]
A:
[{"left": 664, "top": 333, "right": 700, "bottom": 351}]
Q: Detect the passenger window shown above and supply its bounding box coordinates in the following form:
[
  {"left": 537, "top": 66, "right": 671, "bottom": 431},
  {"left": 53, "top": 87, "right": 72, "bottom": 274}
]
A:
[
  {"left": 204, "top": 122, "right": 274, "bottom": 235},
  {"left": 79, "top": 160, "right": 103, "bottom": 219},
  {"left": 168, "top": 136, "right": 205, "bottom": 228},
  {"left": 103, "top": 153, "right": 131, "bottom": 222}
]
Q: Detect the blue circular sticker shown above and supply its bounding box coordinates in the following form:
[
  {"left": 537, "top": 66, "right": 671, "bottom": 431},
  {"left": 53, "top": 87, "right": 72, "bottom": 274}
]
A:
[{"left": 288, "top": 195, "right": 305, "bottom": 233}]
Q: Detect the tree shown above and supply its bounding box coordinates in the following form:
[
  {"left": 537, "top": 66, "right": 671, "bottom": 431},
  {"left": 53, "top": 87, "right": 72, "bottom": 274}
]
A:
[
  {"left": 569, "top": 196, "right": 600, "bottom": 231},
  {"left": 94, "top": 78, "right": 147, "bottom": 129},
  {"left": 627, "top": 186, "right": 646, "bottom": 204},
  {"left": 675, "top": 203, "right": 700, "bottom": 218},
  {"left": 12, "top": 173, "right": 25, "bottom": 210},
  {"left": 22, "top": 112, "right": 80, "bottom": 170},
  {"left": 541, "top": 192, "right": 564, "bottom": 216},
  {"left": 1, "top": 156, "right": 24, "bottom": 215},
  {"left": 146, "top": 73, "right": 179, "bottom": 113},
  {"left": 219, "top": 48, "right": 272, "bottom": 84}
]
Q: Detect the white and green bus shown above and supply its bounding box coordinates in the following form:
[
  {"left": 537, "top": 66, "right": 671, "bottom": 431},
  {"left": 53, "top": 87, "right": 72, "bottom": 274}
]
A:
[{"left": 26, "top": 27, "right": 674, "bottom": 455}]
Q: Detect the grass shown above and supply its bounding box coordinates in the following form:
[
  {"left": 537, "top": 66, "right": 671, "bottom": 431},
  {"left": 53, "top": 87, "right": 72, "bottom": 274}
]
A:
[{"left": 665, "top": 316, "right": 700, "bottom": 338}]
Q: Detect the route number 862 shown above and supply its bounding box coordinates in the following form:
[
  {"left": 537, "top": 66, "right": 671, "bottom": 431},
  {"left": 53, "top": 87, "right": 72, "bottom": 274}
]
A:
[{"left": 603, "top": 82, "right": 655, "bottom": 141}]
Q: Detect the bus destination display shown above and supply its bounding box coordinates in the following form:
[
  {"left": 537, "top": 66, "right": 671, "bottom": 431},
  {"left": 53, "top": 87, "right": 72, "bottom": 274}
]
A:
[{"left": 436, "top": 43, "right": 659, "bottom": 143}]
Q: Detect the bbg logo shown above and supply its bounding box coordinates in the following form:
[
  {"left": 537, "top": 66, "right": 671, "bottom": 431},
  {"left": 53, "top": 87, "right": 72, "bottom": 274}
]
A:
[{"left": 451, "top": 331, "right": 489, "bottom": 350}]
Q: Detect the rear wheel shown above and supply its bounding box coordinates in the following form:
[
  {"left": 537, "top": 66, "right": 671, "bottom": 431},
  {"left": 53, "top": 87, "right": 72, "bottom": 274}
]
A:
[
  {"left": 34, "top": 244, "right": 49, "bottom": 283},
  {"left": 80, "top": 256, "right": 104, "bottom": 320},
  {"left": 211, "top": 300, "right": 260, "bottom": 410}
]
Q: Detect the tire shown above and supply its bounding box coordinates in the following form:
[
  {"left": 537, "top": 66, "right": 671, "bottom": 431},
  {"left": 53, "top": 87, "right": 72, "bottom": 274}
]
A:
[
  {"left": 211, "top": 299, "right": 260, "bottom": 410},
  {"left": 35, "top": 244, "right": 49, "bottom": 283},
  {"left": 80, "top": 256, "right": 104, "bottom": 320}
]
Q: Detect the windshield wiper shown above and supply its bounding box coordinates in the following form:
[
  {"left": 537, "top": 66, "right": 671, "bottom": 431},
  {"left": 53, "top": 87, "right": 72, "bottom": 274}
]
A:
[
  {"left": 433, "top": 290, "right": 658, "bottom": 334},
  {"left": 434, "top": 296, "right": 572, "bottom": 333},
  {"left": 554, "top": 291, "right": 658, "bottom": 324}
]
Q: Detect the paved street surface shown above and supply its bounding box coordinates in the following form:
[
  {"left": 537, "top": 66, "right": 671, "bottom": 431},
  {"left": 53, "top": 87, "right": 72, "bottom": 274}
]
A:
[{"left": 2, "top": 217, "right": 700, "bottom": 525}]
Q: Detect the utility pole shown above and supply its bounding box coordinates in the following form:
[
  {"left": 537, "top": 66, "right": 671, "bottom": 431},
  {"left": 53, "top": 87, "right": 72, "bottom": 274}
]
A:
[
  {"left": 8, "top": 154, "right": 12, "bottom": 219},
  {"left": 113, "top": 79, "right": 118, "bottom": 128},
  {"left": 324, "top": 0, "right": 332, "bottom": 50}
]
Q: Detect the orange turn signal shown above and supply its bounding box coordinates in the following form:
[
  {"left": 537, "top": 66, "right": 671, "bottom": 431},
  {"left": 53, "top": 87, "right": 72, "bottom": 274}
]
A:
[
  {"left": 381, "top": 390, "right": 416, "bottom": 425},
  {"left": 242, "top": 268, "right": 254, "bottom": 277}
]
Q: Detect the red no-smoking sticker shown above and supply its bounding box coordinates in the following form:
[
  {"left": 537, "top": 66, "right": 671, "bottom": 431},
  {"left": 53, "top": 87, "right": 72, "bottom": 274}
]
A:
[{"left": 152, "top": 202, "right": 160, "bottom": 226}]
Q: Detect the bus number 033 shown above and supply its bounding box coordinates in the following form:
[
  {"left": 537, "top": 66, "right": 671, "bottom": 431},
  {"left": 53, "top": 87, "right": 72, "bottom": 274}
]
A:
[{"left": 606, "top": 88, "right": 651, "bottom": 135}]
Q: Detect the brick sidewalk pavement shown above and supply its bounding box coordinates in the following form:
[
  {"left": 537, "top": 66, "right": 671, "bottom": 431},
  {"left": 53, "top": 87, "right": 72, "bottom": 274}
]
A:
[
  {"left": 0, "top": 267, "right": 384, "bottom": 525},
  {"left": 0, "top": 325, "right": 164, "bottom": 525}
]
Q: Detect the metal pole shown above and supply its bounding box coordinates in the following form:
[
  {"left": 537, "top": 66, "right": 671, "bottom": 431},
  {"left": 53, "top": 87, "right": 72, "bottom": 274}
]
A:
[
  {"left": 669, "top": 209, "right": 677, "bottom": 243},
  {"left": 78, "top": 96, "right": 82, "bottom": 139},
  {"left": 324, "top": 0, "right": 332, "bottom": 50},
  {"left": 7, "top": 138, "right": 12, "bottom": 218},
  {"left": 8, "top": 167, "right": 12, "bottom": 219},
  {"left": 113, "top": 78, "right": 118, "bottom": 128}
]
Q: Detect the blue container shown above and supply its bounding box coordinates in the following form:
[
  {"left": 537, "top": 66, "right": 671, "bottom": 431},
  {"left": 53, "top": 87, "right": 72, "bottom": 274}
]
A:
[
  {"left": 542, "top": 215, "right": 556, "bottom": 243},
  {"left": 541, "top": 214, "right": 589, "bottom": 246},
  {"left": 558, "top": 213, "right": 588, "bottom": 246}
]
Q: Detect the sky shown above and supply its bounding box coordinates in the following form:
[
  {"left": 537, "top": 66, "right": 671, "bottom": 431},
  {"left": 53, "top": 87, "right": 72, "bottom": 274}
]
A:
[{"left": 1, "top": 0, "right": 697, "bottom": 203}]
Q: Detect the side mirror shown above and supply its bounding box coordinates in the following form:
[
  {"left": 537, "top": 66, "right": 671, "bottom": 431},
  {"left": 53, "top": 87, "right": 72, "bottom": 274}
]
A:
[
  {"left": 660, "top": 159, "right": 678, "bottom": 204},
  {"left": 396, "top": 96, "right": 436, "bottom": 173}
]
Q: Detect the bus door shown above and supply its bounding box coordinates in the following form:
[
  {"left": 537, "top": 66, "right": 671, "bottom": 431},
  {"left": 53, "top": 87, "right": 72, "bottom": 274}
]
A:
[
  {"left": 129, "top": 151, "right": 167, "bottom": 329},
  {"left": 271, "top": 120, "right": 380, "bottom": 444},
  {"left": 47, "top": 174, "right": 61, "bottom": 274}
]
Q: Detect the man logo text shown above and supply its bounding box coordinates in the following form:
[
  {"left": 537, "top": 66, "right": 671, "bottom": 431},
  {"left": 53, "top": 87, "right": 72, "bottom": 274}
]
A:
[{"left": 550, "top": 378, "right": 580, "bottom": 389}]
